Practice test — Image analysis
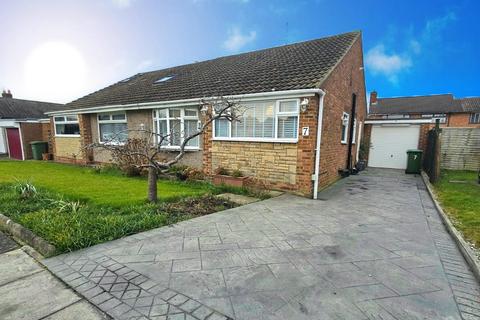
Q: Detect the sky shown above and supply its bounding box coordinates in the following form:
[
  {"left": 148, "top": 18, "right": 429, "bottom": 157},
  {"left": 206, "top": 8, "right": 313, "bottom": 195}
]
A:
[{"left": 0, "top": 0, "right": 478, "bottom": 104}]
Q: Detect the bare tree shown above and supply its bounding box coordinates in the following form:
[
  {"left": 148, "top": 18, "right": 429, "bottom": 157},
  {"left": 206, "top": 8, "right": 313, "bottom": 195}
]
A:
[{"left": 87, "top": 97, "right": 243, "bottom": 202}]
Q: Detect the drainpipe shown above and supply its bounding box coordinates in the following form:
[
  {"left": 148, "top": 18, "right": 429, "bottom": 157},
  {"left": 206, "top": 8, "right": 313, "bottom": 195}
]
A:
[
  {"left": 313, "top": 90, "right": 326, "bottom": 200},
  {"left": 346, "top": 93, "right": 357, "bottom": 171}
]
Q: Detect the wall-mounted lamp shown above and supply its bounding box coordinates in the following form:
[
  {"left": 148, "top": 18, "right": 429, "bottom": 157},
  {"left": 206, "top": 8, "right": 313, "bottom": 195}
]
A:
[
  {"left": 139, "top": 123, "right": 145, "bottom": 131},
  {"left": 300, "top": 98, "right": 309, "bottom": 112},
  {"left": 200, "top": 104, "right": 209, "bottom": 115}
]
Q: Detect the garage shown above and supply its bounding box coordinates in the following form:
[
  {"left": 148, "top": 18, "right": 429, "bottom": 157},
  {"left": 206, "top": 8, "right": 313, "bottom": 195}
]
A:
[{"left": 368, "top": 124, "right": 420, "bottom": 169}]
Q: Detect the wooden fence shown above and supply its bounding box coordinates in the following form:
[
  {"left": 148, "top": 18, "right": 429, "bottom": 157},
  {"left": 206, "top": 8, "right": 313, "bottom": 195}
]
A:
[{"left": 440, "top": 128, "right": 480, "bottom": 171}]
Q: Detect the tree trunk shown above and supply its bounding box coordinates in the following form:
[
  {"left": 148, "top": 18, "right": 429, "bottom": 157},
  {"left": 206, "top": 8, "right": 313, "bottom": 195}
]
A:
[{"left": 147, "top": 167, "right": 158, "bottom": 203}]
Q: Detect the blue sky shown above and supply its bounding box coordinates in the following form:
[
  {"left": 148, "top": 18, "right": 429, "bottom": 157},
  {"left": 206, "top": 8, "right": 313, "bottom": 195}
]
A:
[{"left": 0, "top": 0, "right": 478, "bottom": 103}]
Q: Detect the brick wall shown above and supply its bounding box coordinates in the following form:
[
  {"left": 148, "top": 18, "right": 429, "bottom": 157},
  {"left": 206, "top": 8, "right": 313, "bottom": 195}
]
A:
[
  {"left": 449, "top": 113, "right": 480, "bottom": 128},
  {"left": 19, "top": 122, "right": 44, "bottom": 159},
  {"left": 54, "top": 136, "right": 84, "bottom": 163},
  {"left": 317, "top": 35, "right": 367, "bottom": 189}
]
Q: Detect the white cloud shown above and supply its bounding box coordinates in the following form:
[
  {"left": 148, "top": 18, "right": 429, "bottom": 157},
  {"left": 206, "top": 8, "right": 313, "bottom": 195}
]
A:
[
  {"left": 223, "top": 28, "right": 257, "bottom": 52},
  {"left": 365, "top": 45, "right": 412, "bottom": 83},
  {"left": 111, "top": 0, "right": 134, "bottom": 8}
]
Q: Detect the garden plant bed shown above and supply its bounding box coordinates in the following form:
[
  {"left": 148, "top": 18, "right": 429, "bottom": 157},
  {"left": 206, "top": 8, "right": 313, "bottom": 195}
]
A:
[{"left": 0, "top": 161, "right": 266, "bottom": 254}]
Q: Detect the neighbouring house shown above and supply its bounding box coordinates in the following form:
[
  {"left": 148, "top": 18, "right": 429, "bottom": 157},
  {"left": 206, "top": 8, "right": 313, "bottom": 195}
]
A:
[
  {"left": 0, "top": 90, "right": 64, "bottom": 160},
  {"left": 365, "top": 92, "right": 480, "bottom": 169},
  {"left": 47, "top": 31, "right": 367, "bottom": 198}
]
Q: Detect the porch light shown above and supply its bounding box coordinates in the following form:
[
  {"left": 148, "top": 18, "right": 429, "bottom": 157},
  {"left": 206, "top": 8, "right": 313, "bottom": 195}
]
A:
[
  {"left": 300, "top": 98, "right": 309, "bottom": 112},
  {"left": 200, "top": 104, "right": 209, "bottom": 115}
]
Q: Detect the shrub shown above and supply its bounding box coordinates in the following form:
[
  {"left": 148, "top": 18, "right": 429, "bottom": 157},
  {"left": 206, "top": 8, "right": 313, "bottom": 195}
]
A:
[
  {"left": 169, "top": 165, "right": 205, "bottom": 181},
  {"left": 231, "top": 169, "right": 243, "bottom": 178},
  {"left": 214, "top": 167, "right": 229, "bottom": 175},
  {"left": 13, "top": 181, "right": 37, "bottom": 199},
  {"left": 110, "top": 138, "right": 148, "bottom": 176}
]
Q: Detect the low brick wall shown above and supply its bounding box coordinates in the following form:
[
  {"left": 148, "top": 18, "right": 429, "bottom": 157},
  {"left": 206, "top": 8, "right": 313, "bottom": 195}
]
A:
[{"left": 54, "top": 136, "right": 84, "bottom": 163}]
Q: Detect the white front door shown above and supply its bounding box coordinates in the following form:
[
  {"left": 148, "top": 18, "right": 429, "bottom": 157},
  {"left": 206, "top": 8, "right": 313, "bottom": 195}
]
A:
[
  {"left": 368, "top": 125, "right": 420, "bottom": 169},
  {"left": 0, "top": 128, "right": 6, "bottom": 154}
]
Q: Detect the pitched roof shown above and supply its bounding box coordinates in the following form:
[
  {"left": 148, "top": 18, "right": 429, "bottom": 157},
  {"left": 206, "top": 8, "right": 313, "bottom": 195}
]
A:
[
  {"left": 0, "top": 97, "right": 64, "bottom": 120},
  {"left": 457, "top": 97, "right": 480, "bottom": 113},
  {"left": 369, "top": 94, "right": 458, "bottom": 114},
  {"left": 65, "top": 31, "right": 361, "bottom": 110}
]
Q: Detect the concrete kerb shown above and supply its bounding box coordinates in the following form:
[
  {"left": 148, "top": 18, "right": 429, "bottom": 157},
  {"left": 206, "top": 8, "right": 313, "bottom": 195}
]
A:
[
  {"left": 0, "top": 214, "right": 56, "bottom": 257},
  {"left": 421, "top": 171, "right": 480, "bottom": 282}
]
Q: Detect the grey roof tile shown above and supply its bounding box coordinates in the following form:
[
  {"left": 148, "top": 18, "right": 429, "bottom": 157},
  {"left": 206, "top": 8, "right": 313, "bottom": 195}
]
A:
[
  {"left": 0, "top": 97, "right": 64, "bottom": 119},
  {"left": 369, "top": 94, "right": 457, "bottom": 114},
  {"left": 65, "top": 31, "right": 360, "bottom": 110}
]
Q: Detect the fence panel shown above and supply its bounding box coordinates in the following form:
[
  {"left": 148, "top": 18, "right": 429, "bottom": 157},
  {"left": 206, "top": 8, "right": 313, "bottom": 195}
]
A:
[{"left": 441, "top": 128, "right": 480, "bottom": 171}]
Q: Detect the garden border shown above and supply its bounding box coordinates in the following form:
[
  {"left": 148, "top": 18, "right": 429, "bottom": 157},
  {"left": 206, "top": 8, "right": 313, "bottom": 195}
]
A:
[
  {"left": 421, "top": 171, "right": 480, "bottom": 282},
  {"left": 0, "top": 214, "right": 56, "bottom": 257}
]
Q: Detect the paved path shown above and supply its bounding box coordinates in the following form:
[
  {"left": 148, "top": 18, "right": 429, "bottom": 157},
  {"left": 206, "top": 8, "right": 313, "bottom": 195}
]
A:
[
  {"left": 0, "top": 231, "right": 108, "bottom": 320},
  {"left": 44, "top": 169, "right": 480, "bottom": 319}
]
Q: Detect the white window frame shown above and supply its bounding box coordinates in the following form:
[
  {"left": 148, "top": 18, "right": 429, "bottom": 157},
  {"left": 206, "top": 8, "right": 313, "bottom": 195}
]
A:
[
  {"left": 469, "top": 113, "right": 480, "bottom": 124},
  {"left": 212, "top": 98, "right": 300, "bottom": 143},
  {"left": 352, "top": 118, "right": 357, "bottom": 144},
  {"left": 54, "top": 115, "right": 80, "bottom": 137},
  {"left": 97, "top": 112, "right": 128, "bottom": 144},
  {"left": 152, "top": 108, "right": 200, "bottom": 150},
  {"left": 341, "top": 112, "right": 349, "bottom": 144}
]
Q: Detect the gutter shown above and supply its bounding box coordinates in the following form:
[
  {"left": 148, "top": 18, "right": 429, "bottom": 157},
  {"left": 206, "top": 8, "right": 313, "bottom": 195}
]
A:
[
  {"left": 45, "top": 89, "right": 325, "bottom": 116},
  {"left": 365, "top": 119, "right": 433, "bottom": 124},
  {"left": 313, "top": 89, "right": 326, "bottom": 199}
]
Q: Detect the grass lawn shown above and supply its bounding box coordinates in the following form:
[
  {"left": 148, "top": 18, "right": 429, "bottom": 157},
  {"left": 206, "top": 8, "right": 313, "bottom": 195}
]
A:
[
  {"left": 0, "top": 160, "right": 213, "bottom": 206},
  {"left": 434, "top": 170, "right": 480, "bottom": 248},
  {"left": 0, "top": 160, "right": 242, "bottom": 253}
]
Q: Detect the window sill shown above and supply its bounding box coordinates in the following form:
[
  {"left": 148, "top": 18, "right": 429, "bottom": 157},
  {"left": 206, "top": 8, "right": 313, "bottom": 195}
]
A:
[
  {"left": 160, "top": 146, "right": 201, "bottom": 152},
  {"left": 55, "top": 134, "right": 81, "bottom": 138},
  {"left": 212, "top": 137, "right": 298, "bottom": 144},
  {"left": 341, "top": 141, "right": 348, "bottom": 145}
]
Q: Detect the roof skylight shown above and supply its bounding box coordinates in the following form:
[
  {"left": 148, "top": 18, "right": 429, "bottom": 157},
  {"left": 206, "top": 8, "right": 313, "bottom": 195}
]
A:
[{"left": 154, "top": 75, "right": 174, "bottom": 84}]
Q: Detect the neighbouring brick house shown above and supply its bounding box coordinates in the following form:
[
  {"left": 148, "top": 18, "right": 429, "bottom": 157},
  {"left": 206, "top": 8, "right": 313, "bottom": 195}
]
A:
[
  {"left": 47, "top": 31, "right": 367, "bottom": 198},
  {"left": 0, "top": 90, "right": 64, "bottom": 160},
  {"left": 364, "top": 92, "right": 480, "bottom": 169}
]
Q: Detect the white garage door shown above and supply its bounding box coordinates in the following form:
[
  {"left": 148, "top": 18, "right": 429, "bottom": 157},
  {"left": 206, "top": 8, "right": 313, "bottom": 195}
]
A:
[{"left": 369, "top": 125, "right": 420, "bottom": 169}]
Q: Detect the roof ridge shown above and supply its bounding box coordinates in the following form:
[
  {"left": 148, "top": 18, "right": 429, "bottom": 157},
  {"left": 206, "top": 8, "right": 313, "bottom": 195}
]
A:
[
  {"left": 130, "top": 31, "right": 362, "bottom": 77},
  {"left": 0, "top": 97, "right": 64, "bottom": 105},
  {"left": 378, "top": 93, "right": 453, "bottom": 100}
]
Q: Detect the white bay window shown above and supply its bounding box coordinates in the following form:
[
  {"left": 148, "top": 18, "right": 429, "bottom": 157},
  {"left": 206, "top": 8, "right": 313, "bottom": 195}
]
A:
[
  {"left": 153, "top": 108, "right": 200, "bottom": 148},
  {"left": 98, "top": 113, "right": 128, "bottom": 143},
  {"left": 214, "top": 99, "right": 299, "bottom": 141}
]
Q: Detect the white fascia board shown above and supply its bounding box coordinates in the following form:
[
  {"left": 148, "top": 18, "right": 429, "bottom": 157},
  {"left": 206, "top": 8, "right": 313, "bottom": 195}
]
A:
[
  {"left": 0, "top": 120, "right": 20, "bottom": 127},
  {"left": 365, "top": 119, "right": 433, "bottom": 124},
  {"left": 45, "top": 89, "right": 324, "bottom": 116}
]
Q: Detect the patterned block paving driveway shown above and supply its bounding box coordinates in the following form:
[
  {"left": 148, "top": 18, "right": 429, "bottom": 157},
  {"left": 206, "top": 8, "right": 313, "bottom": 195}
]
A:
[{"left": 44, "top": 169, "right": 480, "bottom": 320}]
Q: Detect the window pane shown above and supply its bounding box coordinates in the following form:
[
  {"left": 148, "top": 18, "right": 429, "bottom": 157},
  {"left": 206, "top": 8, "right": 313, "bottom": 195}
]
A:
[
  {"left": 170, "top": 109, "right": 181, "bottom": 118},
  {"left": 54, "top": 116, "right": 65, "bottom": 122},
  {"left": 98, "top": 114, "right": 110, "bottom": 121},
  {"left": 99, "top": 123, "right": 128, "bottom": 142},
  {"left": 277, "top": 116, "right": 298, "bottom": 139},
  {"left": 254, "top": 102, "right": 274, "bottom": 138},
  {"left": 157, "top": 109, "right": 167, "bottom": 118},
  {"left": 215, "top": 119, "right": 229, "bottom": 137},
  {"left": 56, "top": 123, "right": 80, "bottom": 135},
  {"left": 279, "top": 100, "right": 298, "bottom": 113},
  {"left": 341, "top": 124, "right": 347, "bottom": 142},
  {"left": 169, "top": 119, "right": 181, "bottom": 146},
  {"left": 112, "top": 113, "right": 126, "bottom": 120},
  {"left": 184, "top": 109, "right": 198, "bottom": 117},
  {"left": 155, "top": 120, "right": 168, "bottom": 145},
  {"left": 66, "top": 115, "right": 78, "bottom": 122},
  {"left": 185, "top": 120, "right": 199, "bottom": 147}
]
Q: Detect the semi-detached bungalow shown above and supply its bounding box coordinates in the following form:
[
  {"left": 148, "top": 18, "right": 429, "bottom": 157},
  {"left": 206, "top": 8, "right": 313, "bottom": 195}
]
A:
[{"left": 46, "top": 31, "right": 367, "bottom": 199}]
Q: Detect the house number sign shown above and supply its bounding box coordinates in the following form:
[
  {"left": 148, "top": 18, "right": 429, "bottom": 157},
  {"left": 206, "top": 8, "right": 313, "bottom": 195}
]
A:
[{"left": 302, "top": 127, "right": 309, "bottom": 136}]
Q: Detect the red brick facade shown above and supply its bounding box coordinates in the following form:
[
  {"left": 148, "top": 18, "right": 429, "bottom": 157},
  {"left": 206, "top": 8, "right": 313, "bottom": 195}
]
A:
[
  {"left": 19, "top": 122, "right": 43, "bottom": 159},
  {"left": 317, "top": 36, "right": 367, "bottom": 189}
]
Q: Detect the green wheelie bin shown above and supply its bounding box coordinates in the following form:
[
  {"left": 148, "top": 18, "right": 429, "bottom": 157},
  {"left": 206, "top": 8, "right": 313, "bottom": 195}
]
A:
[
  {"left": 30, "top": 141, "right": 48, "bottom": 160},
  {"left": 406, "top": 149, "right": 423, "bottom": 174}
]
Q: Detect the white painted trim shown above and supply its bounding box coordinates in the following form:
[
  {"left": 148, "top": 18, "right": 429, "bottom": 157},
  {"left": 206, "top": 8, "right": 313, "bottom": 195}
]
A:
[
  {"left": 212, "top": 137, "right": 298, "bottom": 143},
  {"left": 313, "top": 90, "right": 326, "bottom": 199},
  {"left": 46, "top": 89, "right": 323, "bottom": 115},
  {"left": 18, "top": 126, "right": 25, "bottom": 160},
  {"left": 0, "top": 120, "right": 20, "bottom": 128},
  {"left": 54, "top": 134, "right": 81, "bottom": 138},
  {"left": 54, "top": 114, "right": 80, "bottom": 137},
  {"left": 341, "top": 112, "right": 349, "bottom": 144},
  {"left": 365, "top": 119, "right": 432, "bottom": 124},
  {"left": 356, "top": 120, "right": 362, "bottom": 162}
]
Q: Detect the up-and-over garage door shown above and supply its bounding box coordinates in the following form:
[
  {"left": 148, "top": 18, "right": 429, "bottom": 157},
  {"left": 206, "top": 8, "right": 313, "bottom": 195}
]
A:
[{"left": 368, "top": 125, "right": 420, "bottom": 169}]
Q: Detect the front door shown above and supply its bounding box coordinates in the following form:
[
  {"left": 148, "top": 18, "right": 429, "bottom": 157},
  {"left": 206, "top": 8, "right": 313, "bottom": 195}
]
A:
[{"left": 6, "top": 128, "right": 23, "bottom": 160}]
